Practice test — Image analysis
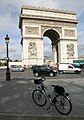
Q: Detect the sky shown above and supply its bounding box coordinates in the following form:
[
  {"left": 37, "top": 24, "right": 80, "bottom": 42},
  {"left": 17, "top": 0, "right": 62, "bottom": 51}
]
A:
[{"left": 0, "top": 0, "right": 84, "bottom": 60}]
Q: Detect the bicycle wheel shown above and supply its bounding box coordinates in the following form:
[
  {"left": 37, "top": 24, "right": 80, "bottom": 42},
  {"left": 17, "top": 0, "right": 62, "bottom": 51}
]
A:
[
  {"left": 55, "top": 95, "right": 72, "bottom": 115},
  {"left": 32, "top": 89, "right": 47, "bottom": 106}
]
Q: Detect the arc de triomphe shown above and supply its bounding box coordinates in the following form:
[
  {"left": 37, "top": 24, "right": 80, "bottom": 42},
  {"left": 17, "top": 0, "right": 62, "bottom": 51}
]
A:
[{"left": 19, "top": 6, "right": 78, "bottom": 66}]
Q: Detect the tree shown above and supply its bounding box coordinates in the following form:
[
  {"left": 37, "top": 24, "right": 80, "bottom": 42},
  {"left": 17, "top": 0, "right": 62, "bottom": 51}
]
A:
[
  {"left": 14, "top": 59, "right": 19, "bottom": 62},
  {"left": 0, "top": 62, "right": 2, "bottom": 66}
]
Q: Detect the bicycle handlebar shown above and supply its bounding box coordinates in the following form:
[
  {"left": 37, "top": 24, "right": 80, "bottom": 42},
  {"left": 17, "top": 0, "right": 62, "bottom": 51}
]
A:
[
  {"left": 34, "top": 76, "right": 46, "bottom": 84},
  {"left": 41, "top": 76, "right": 46, "bottom": 82}
]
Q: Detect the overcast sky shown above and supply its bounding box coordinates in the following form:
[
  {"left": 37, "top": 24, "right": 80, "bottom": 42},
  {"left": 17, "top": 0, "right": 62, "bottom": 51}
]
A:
[{"left": 0, "top": 0, "right": 84, "bottom": 60}]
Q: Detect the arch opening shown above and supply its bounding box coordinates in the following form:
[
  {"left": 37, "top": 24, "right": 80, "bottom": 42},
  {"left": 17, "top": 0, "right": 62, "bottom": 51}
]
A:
[
  {"left": 43, "top": 29, "right": 60, "bottom": 65},
  {"left": 43, "top": 37, "right": 52, "bottom": 58}
]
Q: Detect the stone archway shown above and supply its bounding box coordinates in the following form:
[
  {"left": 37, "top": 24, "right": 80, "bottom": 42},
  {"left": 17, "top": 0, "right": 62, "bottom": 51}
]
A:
[
  {"left": 43, "top": 29, "right": 60, "bottom": 64},
  {"left": 19, "top": 6, "right": 78, "bottom": 66}
]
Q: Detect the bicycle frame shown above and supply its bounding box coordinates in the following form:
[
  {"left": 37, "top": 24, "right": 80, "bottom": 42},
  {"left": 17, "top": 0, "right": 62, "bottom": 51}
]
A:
[{"left": 37, "top": 82, "right": 57, "bottom": 106}]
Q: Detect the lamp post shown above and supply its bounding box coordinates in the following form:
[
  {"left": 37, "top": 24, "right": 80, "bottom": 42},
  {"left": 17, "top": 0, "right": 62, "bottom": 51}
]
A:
[{"left": 5, "top": 34, "right": 11, "bottom": 81}]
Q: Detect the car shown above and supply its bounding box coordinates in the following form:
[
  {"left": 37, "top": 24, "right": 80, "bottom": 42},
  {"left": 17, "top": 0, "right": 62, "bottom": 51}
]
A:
[
  {"left": 58, "top": 63, "right": 81, "bottom": 74},
  {"left": 31, "top": 65, "right": 41, "bottom": 70},
  {"left": 32, "top": 65, "right": 57, "bottom": 77},
  {"left": 48, "top": 65, "right": 57, "bottom": 70},
  {"left": 10, "top": 65, "right": 24, "bottom": 72}
]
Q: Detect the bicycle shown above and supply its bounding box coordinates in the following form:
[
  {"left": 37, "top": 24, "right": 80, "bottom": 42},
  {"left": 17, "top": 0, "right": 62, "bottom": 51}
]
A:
[{"left": 32, "top": 77, "right": 72, "bottom": 115}]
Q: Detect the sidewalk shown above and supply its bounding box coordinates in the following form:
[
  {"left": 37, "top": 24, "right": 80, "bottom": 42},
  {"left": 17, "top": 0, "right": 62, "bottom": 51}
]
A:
[{"left": 0, "top": 78, "right": 84, "bottom": 120}]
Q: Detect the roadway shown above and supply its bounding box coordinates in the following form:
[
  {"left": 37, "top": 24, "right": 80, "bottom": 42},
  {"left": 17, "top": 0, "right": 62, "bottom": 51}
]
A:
[
  {"left": 0, "top": 68, "right": 84, "bottom": 119},
  {"left": 0, "top": 68, "right": 84, "bottom": 81}
]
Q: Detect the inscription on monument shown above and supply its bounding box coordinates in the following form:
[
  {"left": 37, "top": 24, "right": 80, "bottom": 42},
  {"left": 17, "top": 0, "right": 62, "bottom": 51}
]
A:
[{"left": 23, "top": 9, "right": 76, "bottom": 20}]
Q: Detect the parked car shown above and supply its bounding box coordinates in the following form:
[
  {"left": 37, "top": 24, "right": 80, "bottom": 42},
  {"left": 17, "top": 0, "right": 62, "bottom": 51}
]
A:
[
  {"left": 32, "top": 65, "right": 57, "bottom": 77},
  {"left": 10, "top": 65, "right": 24, "bottom": 72}
]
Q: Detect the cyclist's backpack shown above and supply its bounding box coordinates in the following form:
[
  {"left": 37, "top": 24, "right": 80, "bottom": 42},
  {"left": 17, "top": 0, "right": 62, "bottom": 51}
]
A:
[{"left": 54, "top": 85, "right": 65, "bottom": 95}]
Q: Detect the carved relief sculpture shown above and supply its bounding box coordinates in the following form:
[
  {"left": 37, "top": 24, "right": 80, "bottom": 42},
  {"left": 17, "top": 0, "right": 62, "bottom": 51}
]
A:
[
  {"left": 25, "top": 26, "right": 39, "bottom": 35},
  {"left": 64, "top": 29, "right": 75, "bottom": 37},
  {"left": 66, "top": 43, "right": 74, "bottom": 58},
  {"left": 28, "top": 42, "right": 37, "bottom": 57}
]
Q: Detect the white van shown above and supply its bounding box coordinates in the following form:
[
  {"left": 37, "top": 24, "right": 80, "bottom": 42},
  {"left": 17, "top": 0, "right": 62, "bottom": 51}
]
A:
[{"left": 58, "top": 63, "right": 81, "bottom": 74}]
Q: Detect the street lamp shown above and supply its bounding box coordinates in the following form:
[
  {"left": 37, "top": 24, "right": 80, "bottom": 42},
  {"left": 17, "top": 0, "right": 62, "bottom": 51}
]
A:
[{"left": 5, "top": 34, "right": 11, "bottom": 81}]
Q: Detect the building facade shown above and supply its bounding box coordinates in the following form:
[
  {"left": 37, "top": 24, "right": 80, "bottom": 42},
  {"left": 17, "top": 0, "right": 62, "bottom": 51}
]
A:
[{"left": 19, "top": 6, "right": 78, "bottom": 67}]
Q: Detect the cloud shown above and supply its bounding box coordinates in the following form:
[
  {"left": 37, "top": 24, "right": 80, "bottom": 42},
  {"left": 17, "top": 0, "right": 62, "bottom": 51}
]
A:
[
  {"left": 77, "top": 31, "right": 84, "bottom": 56},
  {"left": 50, "top": 0, "right": 84, "bottom": 17},
  {"left": 0, "top": 45, "right": 5, "bottom": 54},
  {"left": 0, "top": 0, "right": 84, "bottom": 60},
  {"left": 9, "top": 38, "right": 21, "bottom": 59},
  {"left": 0, "top": 37, "right": 21, "bottom": 60},
  {"left": 78, "top": 43, "right": 84, "bottom": 57}
]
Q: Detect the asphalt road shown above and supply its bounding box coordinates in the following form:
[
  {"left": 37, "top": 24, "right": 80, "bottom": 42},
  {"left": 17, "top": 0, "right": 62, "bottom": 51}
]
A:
[
  {"left": 0, "top": 68, "right": 84, "bottom": 118},
  {"left": 0, "top": 68, "right": 84, "bottom": 81}
]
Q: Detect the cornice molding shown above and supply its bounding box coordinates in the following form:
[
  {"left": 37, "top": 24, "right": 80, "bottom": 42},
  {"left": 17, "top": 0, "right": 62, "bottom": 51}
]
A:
[{"left": 21, "top": 5, "right": 76, "bottom": 15}]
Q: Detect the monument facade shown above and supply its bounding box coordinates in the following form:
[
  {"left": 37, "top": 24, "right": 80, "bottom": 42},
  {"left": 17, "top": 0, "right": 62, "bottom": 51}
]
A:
[{"left": 19, "top": 6, "right": 78, "bottom": 66}]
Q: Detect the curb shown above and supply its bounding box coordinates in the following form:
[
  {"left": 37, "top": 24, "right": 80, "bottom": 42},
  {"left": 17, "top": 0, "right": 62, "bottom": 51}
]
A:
[{"left": 0, "top": 114, "right": 84, "bottom": 120}]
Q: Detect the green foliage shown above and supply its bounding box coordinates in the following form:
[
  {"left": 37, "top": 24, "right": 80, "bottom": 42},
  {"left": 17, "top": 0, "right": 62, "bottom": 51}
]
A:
[
  {"left": 14, "top": 59, "right": 19, "bottom": 62},
  {"left": 0, "top": 62, "right": 7, "bottom": 66},
  {"left": 0, "top": 62, "right": 2, "bottom": 66}
]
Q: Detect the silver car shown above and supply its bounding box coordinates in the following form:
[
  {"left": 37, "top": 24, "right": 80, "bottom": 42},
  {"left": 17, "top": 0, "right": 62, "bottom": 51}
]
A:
[{"left": 10, "top": 65, "right": 24, "bottom": 72}]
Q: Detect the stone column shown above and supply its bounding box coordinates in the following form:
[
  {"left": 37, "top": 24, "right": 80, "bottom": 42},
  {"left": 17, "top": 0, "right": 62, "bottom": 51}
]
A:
[{"left": 52, "top": 45, "right": 57, "bottom": 64}]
